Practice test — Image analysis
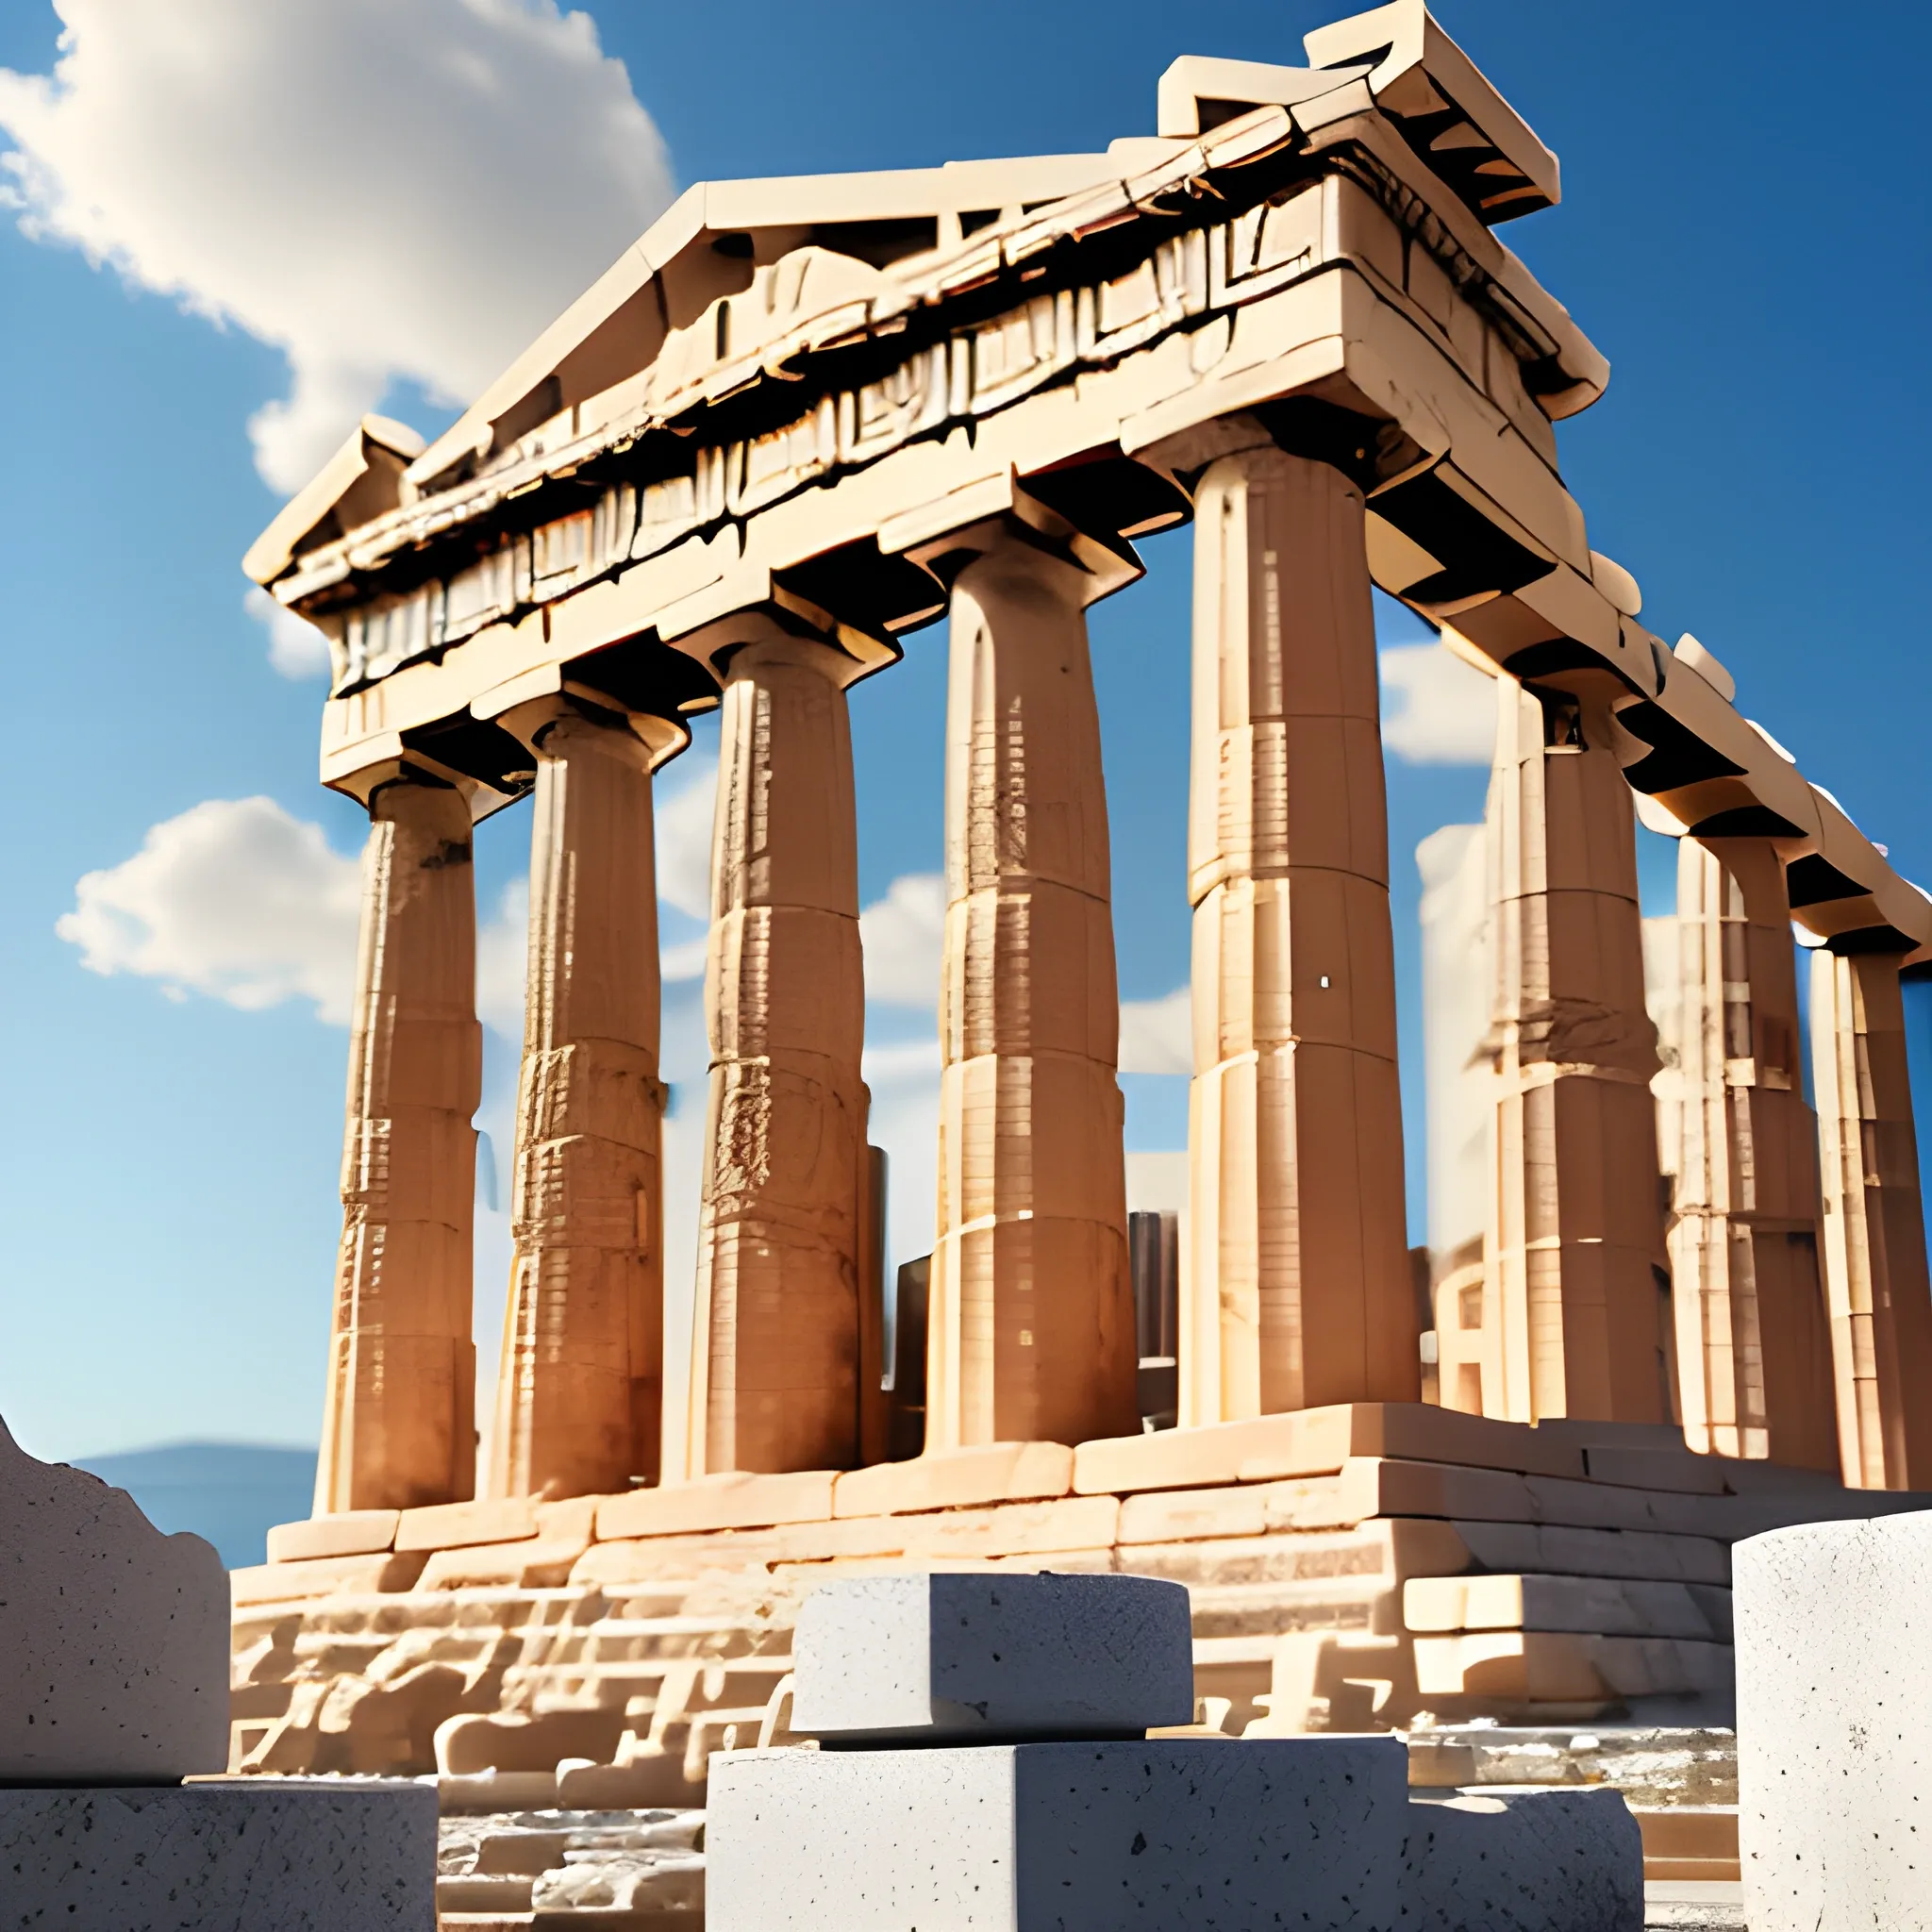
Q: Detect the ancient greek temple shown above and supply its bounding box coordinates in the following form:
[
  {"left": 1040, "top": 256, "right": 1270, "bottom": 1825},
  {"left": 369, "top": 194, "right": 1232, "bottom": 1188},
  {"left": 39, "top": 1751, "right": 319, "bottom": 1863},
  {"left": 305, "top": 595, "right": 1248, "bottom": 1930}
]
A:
[{"left": 245, "top": 0, "right": 1932, "bottom": 1547}]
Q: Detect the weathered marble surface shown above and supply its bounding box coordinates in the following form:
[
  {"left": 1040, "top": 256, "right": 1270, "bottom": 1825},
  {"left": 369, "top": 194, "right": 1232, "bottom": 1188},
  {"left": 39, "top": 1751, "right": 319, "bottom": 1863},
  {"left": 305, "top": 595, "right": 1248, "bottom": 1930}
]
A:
[
  {"left": 0, "top": 1780, "right": 436, "bottom": 1932},
  {"left": 0, "top": 1416, "right": 225, "bottom": 1783}
]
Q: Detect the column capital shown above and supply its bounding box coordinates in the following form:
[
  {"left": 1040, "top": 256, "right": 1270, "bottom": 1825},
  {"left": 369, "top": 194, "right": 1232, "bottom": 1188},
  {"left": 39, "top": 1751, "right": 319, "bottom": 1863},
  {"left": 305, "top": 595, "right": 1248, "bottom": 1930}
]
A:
[
  {"left": 329, "top": 751, "right": 512, "bottom": 823},
  {"left": 675, "top": 602, "right": 884, "bottom": 692},
  {"left": 903, "top": 486, "right": 1142, "bottom": 611},
  {"left": 491, "top": 686, "right": 688, "bottom": 772}
]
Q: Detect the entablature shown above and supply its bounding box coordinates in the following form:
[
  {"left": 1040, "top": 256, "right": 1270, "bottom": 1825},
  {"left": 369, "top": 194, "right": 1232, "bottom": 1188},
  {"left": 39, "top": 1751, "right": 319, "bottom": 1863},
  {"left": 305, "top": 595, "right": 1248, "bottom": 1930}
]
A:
[{"left": 246, "top": 3, "right": 1932, "bottom": 967}]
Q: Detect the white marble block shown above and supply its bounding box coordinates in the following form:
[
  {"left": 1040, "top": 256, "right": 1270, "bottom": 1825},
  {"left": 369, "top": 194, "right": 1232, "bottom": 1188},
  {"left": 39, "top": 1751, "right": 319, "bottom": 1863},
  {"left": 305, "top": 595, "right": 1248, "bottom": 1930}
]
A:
[
  {"left": 790, "top": 1572, "right": 1192, "bottom": 1743},
  {"left": 1735, "top": 1509, "right": 1932, "bottom": 1932},
  {"left": 708, "top": 1735, "right": 1407, "bottom": 1930},
  {"left": 0, "top": 1779, "right": 438, "bottom": 1929},
  {"left": 1403, "top": 1789, "right": 1643, "bottom": 1931},
  {"left": 0, "top": 1416, "right": 226, "bottom": 1782}
]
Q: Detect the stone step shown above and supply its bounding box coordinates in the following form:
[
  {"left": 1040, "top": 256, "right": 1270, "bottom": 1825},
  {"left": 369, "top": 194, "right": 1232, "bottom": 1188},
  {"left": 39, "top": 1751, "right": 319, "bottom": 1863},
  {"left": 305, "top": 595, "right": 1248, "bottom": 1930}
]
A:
[
  {"left": 1453, "top": 1520, "right": 1729, "bottom": 1585},
  {"left": 1412, "top": 1632, "right": 1734, "bottom": 1702},
  {"left": 1403, "top": 1574, "right": 1728, "bottom": 1641},
  {"left": 439, "top": 1874, "right": 535, "bottom": 1914},
  {"left": 1631, "top": 1807, "right": 1740, "bottom": 1883},
  {"left": 1120, "top": 1520, "right": 1468, "bottom": 1585},
  {"left": 1403, "top": 1725, "right": 1737, "bottom": 1807}
]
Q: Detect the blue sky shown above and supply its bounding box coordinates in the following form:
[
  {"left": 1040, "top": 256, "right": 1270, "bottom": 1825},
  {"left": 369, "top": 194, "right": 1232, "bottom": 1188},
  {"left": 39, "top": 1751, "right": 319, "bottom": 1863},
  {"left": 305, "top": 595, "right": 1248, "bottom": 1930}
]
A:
[{"left": 1, "top": 0, "right": 1927, "bottom": 1463}]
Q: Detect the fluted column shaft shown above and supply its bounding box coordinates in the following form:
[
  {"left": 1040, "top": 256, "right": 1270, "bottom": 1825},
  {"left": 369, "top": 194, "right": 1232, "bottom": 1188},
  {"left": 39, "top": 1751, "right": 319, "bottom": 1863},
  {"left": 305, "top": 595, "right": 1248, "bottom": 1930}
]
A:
[
  {"left": 1810, "top": 948, "right": 1932, "bottom": 1489},
  {"left": 926, "top": 535, "right": 1138, "bottom": 1448},
  {"left": 316, "top": 776, "right": 480, "bottom": 1514},
  {"left": 688, "top": 629, "right": 867, "bottom": 1475},
  {"left": 489, "top": 706, "right": 669, "bottom": 1500},
  {"left": 1669, "top": 839, "right": 1835, "bottom": 1466},
  {"left": 1486, "top": 677, "right": 1669, "bottom": 1423},
  {"left": 1181, "top": 445, "right": 1416, "bottom": 1425}
]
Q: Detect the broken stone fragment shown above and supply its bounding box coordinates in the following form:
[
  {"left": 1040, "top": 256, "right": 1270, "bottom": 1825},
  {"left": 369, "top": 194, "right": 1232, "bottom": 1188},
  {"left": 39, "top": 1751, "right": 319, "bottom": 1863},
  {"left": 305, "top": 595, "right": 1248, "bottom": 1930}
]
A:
[{"left": 0, "top": 1414, "right": 226, "bottom": 1783}]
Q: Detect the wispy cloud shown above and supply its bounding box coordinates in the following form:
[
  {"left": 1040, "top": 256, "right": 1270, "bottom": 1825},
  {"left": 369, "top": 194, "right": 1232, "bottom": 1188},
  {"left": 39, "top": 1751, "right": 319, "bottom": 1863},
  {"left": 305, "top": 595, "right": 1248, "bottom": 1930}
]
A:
[
  {"left": 57, "top": 797, "right": 362, "bottom": 1021},
  {"left": 0, "top": 0, "right": 672, "bottom": 491},
  {"left": 1379, "top": 641, "right": 1497, "bottom": 765},
  {"left": 60, "top": 747, "right": 727, "bottom": 1031},
  {"left": 1119, "top": 985, "right": 1191, "bottom": 1075}
]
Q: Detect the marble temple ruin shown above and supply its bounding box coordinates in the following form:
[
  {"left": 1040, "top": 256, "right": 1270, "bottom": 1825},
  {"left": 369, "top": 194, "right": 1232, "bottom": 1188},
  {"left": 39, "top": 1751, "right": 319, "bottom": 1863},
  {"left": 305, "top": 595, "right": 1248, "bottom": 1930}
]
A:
[{"left": 230, "top": 4, "right": 1932, "bottom": 1867}]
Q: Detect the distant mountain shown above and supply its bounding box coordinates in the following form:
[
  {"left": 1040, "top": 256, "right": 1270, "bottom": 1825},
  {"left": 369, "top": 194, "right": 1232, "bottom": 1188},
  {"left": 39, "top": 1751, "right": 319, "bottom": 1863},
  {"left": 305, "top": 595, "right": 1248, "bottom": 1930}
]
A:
[{"left": 73, "top": 1441, "right": 318, "bottom": 1570}]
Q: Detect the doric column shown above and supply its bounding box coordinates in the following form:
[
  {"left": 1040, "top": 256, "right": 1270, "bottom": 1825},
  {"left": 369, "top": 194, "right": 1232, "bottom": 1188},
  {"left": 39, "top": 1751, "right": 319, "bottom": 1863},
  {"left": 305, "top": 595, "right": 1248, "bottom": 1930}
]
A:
[
  {"left": 685, "top": 619, "right": 868, "bottom": 1476},
  {"left": 1486, "top": 676, "right": 1670, "bottom": 1423},
  {"left": 1810, "top": 947, "right": 1932, "bottom": 1489},
  {"left": 925, "top": 529, "right": 1138, "bottom": 1449},
  {"left": 1180, "top": 444, "right": 1417, "bottom": 1427},
  {"left": 315, "top": 774, "right": 480, "bottom": 1514},
  {"left": 487, "top": 698, "right": 681, "bottom": 1501},
  {"left": 1668, "top": 838, "right": 1836, "bottom": 1467}
]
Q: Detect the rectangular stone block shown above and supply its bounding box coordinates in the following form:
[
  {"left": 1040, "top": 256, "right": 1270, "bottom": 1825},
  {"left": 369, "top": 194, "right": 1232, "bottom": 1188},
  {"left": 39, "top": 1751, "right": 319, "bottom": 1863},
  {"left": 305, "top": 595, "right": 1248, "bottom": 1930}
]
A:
[
  {"left": 574, "top": 1509, "right": 932, "bottom": 1583},
  {"left": 1121, "top": 1520, "right": 1472, "bottom": 1589},
  {"left": 416, "top": 1535, "right": 589, "bottom": 1591},
  {"left": 0, "top": 1779, "right": 436, "bottom": 1930},
  {"left": 895, "top": 1494, "right": 1119, "bottom": 1560},
  {"left": 708, "top": 1735, "right": 1407, "bottom": 1930},
  {"left": 1736, "top": 1511, "right": 1932, "bottom": 1931},
  {"left": 791, "top": 1573, "right": 1192, "bottom": 1742},
  {"left": 595, "top": 1469, "right": 837, "bottom": 1541},
  {"left": 1402, "top": 1789, "right": 1642, "bottom": 1931},
  {"left": 1403, "top": 1574, "right": 1719, "bottom": 1640},
  {"left": 832, "top": 1442, "right": 1074, "bottom": 1518},
  {"left": 229, "top": 1550, "right": 427, "bottom": 1605},
  {"left": 1116, "top": 1480, "right": 1270, "bottom": 1543},
  {"left": 1413, "top": 1631, "right": 1733, "bottom": 1702},
  {"left": 571, "top": 1531, "right": 788, "bottom": 1586},
  {"left": 1352, "top": 1458, "right": 1746, "bottom": 1538},
  {"left": 1633, "top": 1806, "right": 1740, "bottom": 1881},
  {"left": 1581, "top": 1445, "right": 1728, "bottom": 1494},
  {"left": 1452, "top": 1521, "right": 1730, "bottom": 1585},
  {"left": 395, "top": 1497, "right": 539, "bottom": 1554},
  {"left": 1073, "top": 1402, "right": 1585, "bottom": 1495},
  {"left": 266, "top": 1510, "right": 399, "bottom": 1563}
]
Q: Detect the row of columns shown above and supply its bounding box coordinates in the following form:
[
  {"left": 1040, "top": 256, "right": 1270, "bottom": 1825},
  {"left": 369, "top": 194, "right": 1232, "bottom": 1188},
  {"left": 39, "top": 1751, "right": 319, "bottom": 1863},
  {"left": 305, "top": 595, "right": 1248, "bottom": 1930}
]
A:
[
  {"left": 1437, "top": 668, "right": 1932, "bottom": 1488},
  {"left": 310, "top": 438, "right": 1932, "bottom": 1520}
]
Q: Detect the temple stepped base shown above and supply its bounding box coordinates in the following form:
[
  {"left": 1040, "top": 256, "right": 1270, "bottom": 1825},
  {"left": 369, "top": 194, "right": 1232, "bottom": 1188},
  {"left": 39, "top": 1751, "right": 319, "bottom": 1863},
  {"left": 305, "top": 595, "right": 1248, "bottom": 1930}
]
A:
[{"left": 227, "top": 1404, "right": 1926, "bottom": 1782}]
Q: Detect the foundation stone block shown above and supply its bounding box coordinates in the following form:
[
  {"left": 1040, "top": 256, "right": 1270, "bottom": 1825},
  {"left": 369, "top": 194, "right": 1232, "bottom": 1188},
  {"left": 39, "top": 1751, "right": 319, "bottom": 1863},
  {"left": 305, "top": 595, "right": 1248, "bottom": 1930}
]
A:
[
  {"left": 791, "top": 1572, "right": 1191, "bottom": 1743},
  {"left": 832, "top": 1442, "right": 1074, "bottom": 1517},
  {"left": 266, "top": 1509, "right": 399, "bottom": 1563},
  {"left": 0, "top": 1779, "right": 437, "bottom": 1930},
  {"left": 1736, "top": 1509, "right": 1932, "bottom": 1931},
  {"left": 1402, "top": 1788, "right": 1642, "bottom": 1931},
  {"left": 596, "top": 1468, "right": 836, "bottom": 1541},
  {"left": 708, "top": 1735, "right": 1407, "bottom": 1931}
]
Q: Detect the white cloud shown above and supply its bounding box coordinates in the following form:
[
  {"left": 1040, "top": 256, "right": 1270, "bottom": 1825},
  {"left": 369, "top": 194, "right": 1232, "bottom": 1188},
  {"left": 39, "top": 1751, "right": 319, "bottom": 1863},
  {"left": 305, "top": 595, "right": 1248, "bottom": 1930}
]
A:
[
  {"left": 654, "top": 753, "right": 717, "bottom": 922},
  {"left": 860, "top": 873, "right": 946, "bottom": 1008},
  {"left": 475, "top": 878, "right": 530, "bottom": 1040},
  {"left": 57, "top": 797, "right": 362, "bottom": 1021},
  {"left": 862, "top": 1038, "right": 941, "bottom": 1084},
  {"left": 1119, "top": 985, "right": 1191, "bottom": 1075},
  {"left": 243, "top": 587, "right": 332, "bottom": 679},
  {"left": 61, "top": 756, "right": 724, "bottom": 1034},
  {"left": 0, "top": 0, "right": 674, "bottom": 491},
  {"left": 659, "top": 933, "right": 709, "bottom": 984},
  {"left": 1379, "top": 641, "right": 1498, "bottom": 765}
]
